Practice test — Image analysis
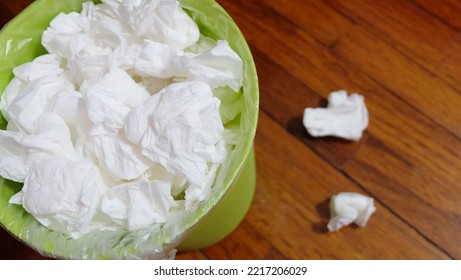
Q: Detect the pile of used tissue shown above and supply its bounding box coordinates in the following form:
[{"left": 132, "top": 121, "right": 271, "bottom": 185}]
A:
[{"left": 0, "top": 0, "right": 243, "bottom": 238}]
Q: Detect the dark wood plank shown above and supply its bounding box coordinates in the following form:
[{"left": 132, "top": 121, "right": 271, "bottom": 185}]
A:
[
  {"left": 175, "top": 250, "right": 209, "bottom": 260},
  {"left": 413, "top": 0, "right": 461, "bottom": 31},
  {"left": 262, "top": 0, "right": 351, "bottom": 47},
  {"left": 253, "top": 46, "right": 368, "bottom": 168},
  {"left": 326, "top": 0, "right": 461, "bottom": 106},
  {"left": 202, "top": 221, "right": 272, "bottom": 259},
  {"left": 265, "top": 248, "right": 288, "bottom": 260},
  {"left": 218, "top": 0, "right": 461, "bottom": 258},
  {"left": 1, "top": 0, "right": 33, "bottom": 15},
  {"left": 344, "top": 136, "right": 461, "bottom": 255},
  {"left": 0, "top": 3, "right": 15, "bottom": 28},
  {"left": 0, "top": 227, "right": 51, "bottom": 260},
  {"left": 329, "top": 25, "right": 461, "bottom": 139},
  {"left": 262, "top": 0, "right": 461, "bottom": 139},
  {"left": 248, "top": 112, "right": 449, "bottom": 259}
]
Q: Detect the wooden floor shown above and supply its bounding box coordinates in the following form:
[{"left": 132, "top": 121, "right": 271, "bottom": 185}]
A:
[{"left": 1, "top": 0, "right": 461, "bottom": 260}]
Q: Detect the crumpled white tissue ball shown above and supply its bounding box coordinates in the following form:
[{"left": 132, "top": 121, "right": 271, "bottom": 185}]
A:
[
  {"left": 327, "top": 192, "right": 376, "bottom": 232},
  {"left": 303, "top": 90, "right": 368, "bottom": 141},
  {"left": 81, "top": 66, "right": 150, "bottom": 135},
  {"left": 0, "top": 113, "right": 75, "bottom": 182},
  {"left": 179, "top": 40, "right": 244, "bottom": 91},
  {"left": 124, "top": 80, "right": 225, "bottom": 187},
  {"left": 88, "top": 135, "right": 152, "bottom": 181},
  {"left": 120, "top": 0, "right": 200, "bottom": 50},
  {"left": 134, "top": 39, "right": 243, "bottom": 91},
  {"left": 0, "top": 54, "right": 74, "bottom": 134},
  {"left": 9, "top": 157, "right": 99, "bottom": 234},
  {"left": 101, "top": 180, "right": 175, "bottom": 231}
]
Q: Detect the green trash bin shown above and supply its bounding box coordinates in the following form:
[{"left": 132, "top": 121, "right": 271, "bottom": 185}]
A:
[{"left": 0, "top": 0, "right": 258, "bottom": 259}]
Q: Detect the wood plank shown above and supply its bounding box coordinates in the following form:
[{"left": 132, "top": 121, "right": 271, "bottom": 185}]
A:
[
  {"left": 225, "top": 0, "right": 370, "bottom": 168},
  {"left": 262, "top": 0, "right": 351, "bottom": 47},
  {"left": 262, "top": 0, "right": 461, "bottom": 139},
  {"left": 326, "top": 0, "right": 461, "bottom": 101},
  {"left": 246, "top": 112, "right": 449, "bottom": 259},
  {"left": 0, "top": 0, "right": 33, "bottom": 15},
  {"left": 175, "top": 250, "right": 209, "bottom": 260},
  {"left": 0, "top": 227, "right": 51, "bottom": 260},
  {"left": 413, "top": 0, "right": 461, "bottom": 31},
  {"left": 265, "top": 248, "right": 288, "bottom": 260},
  {"left": 344, "top": 136, "right": 461, "bottom": 256},
  {"left": 328, "top": 24, "right": 461, "bottom": 139},
  {"left": 218, "top": 0, "right": 461, "bottom": 258},
  {"left": 202, "top": 221, "right": 272, "bottom": 259},
  {"left": 253, "top": 46, "right": 369, "bottom": 168},
  {"left": 0, "top": 3, "right": 15, "bottom": 28}
]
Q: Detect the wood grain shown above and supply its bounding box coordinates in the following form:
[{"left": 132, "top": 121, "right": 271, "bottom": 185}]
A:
[
  {"left": 247, "top": 113, "right": 448, "bottom": 259},
  {"left": 414, "top": 0, "right": 461, "bottom": 31},
  {"left": 0, "top": 225, "right": 51, "bottom": 260},
  {"left": 0, "top": 0, "right": 34, "bottom": 15},
  {"left": 202, "top": 221, "right": 273, "bottom": 260},
  {"left": 175, "top": 250, "right": 209, "bottom": 260},
  {"left": 253, "top": 47, "right": 370, "bottom": 169},
  {"left": 327, "top": 0, "right": 461, "bottom": 103},
  {"left": 1, "top": 0, "right": 461, "bottom": 260},
  {"left": 263, "top": 0, "right": 461, "bottom": 139},
  {"left": 219, "top": 0, "right": 461, "bottom": 258}
]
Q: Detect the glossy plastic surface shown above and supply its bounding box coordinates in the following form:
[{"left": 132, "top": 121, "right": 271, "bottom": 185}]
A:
[{"left": 177, "top": 147, "right": 256, "bottom": 251}]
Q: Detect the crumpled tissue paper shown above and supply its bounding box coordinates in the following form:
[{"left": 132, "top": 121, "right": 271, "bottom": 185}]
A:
[
  {"left": 9, "top": 157, "right": 99, "bottom": 235},
  {"left": 134, "top": 39, "right": 243, "bottom": 91},
  {"left": 0, "top": 0, "right": 244, "bottom": 242},
  {"left": 327, "top": 192, "right": 376, "bottom": 231},
  {"left": 0, "top": 54, "right": 74, "bottom": 133},
  {"left": 303, "top": 90, "right": 368, "bottom": 141},
  {"left": 0, "top": 113, "right": 76, "bottom": 182},
  {"left": 101, "top": 180, "right": 175, "bottom": 231},
  {"left": 81, "top": 66, "right": 150, "bottom": 135},
  {"left": 124, "top": 80, "right": 226, "bottom": 188}
]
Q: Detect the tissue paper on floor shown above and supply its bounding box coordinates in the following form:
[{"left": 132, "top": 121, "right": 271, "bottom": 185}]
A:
[
  {"left": 327, "top": 192, "right": 376, "bottom": 231},
  {"left": 303, "top": 90, "right": 368, "bottom": 141}
]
